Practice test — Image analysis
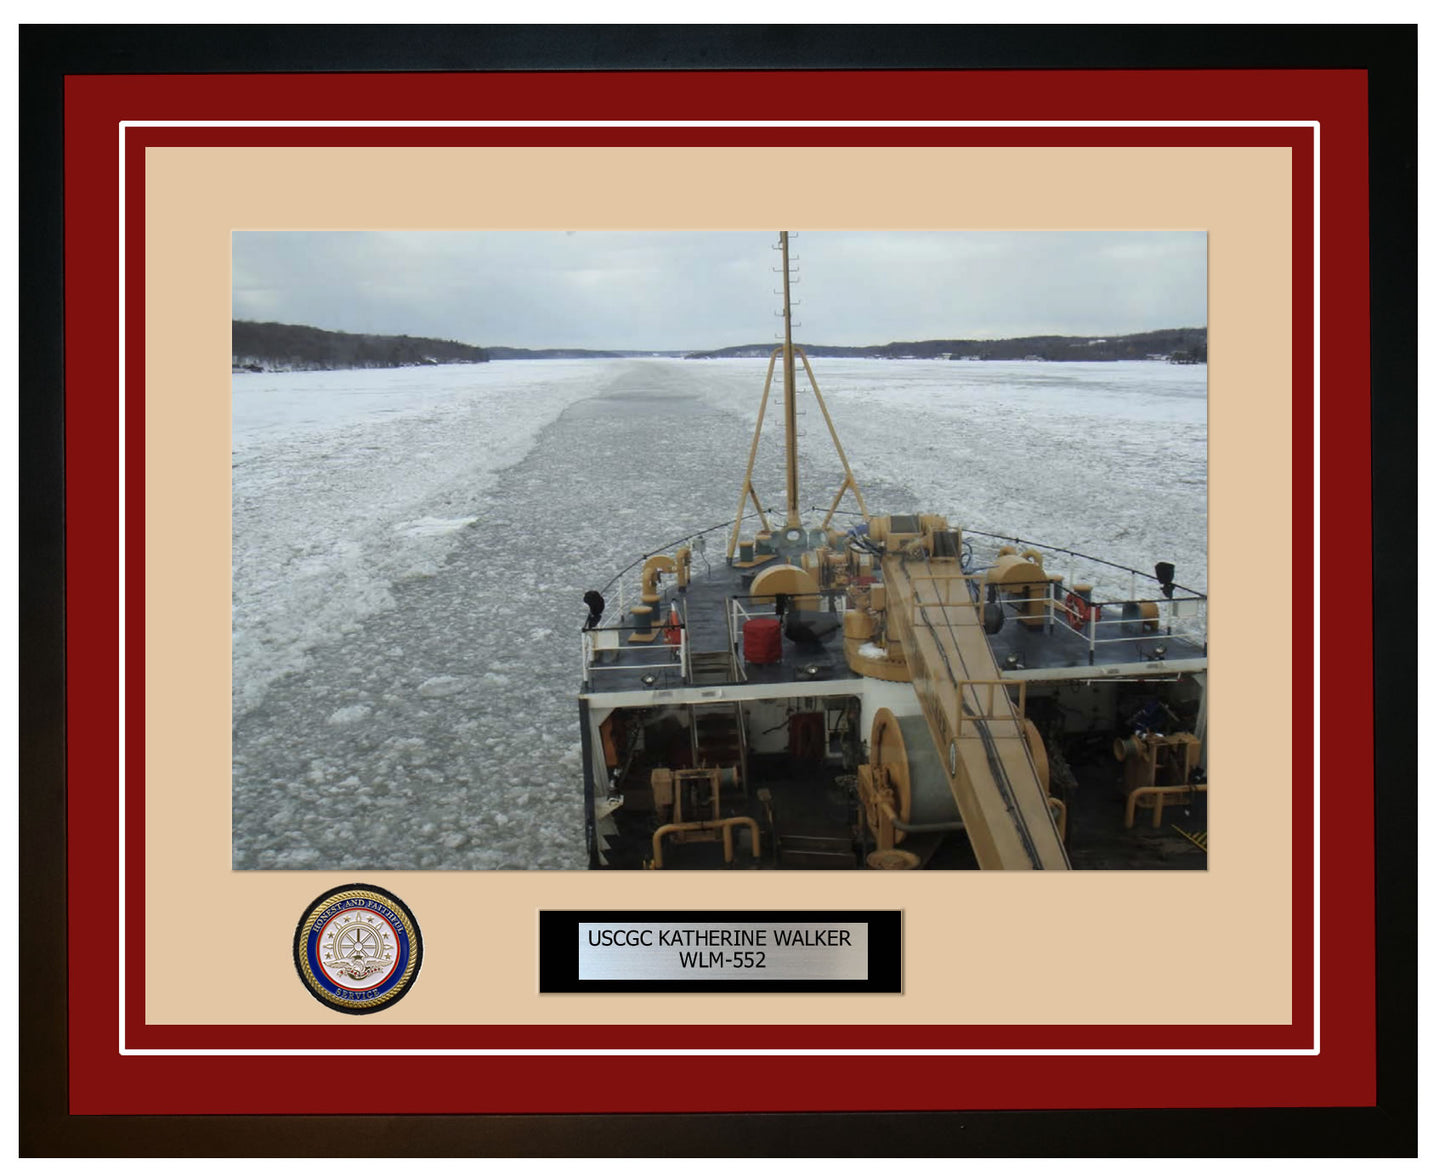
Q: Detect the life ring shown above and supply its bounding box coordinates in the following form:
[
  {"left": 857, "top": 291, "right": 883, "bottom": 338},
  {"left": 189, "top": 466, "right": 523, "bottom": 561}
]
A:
[{"left": 1063, "top": 591, "right": 1098, "bottom": 632}]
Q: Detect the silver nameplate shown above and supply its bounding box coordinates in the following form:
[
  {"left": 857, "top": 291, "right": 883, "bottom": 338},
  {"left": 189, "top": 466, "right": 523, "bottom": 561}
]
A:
[{"left": 578, "top": 921, "right": 869, "bottom": 982}]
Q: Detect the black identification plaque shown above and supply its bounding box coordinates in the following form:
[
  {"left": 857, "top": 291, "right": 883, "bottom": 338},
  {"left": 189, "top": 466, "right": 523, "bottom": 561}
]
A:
[{"left": 540, "top": 910, "right": 901, "bottom": 993}]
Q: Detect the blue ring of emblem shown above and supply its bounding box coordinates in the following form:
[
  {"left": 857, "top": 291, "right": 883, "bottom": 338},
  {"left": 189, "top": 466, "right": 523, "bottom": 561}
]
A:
[{"left": 293, "top": 883, "right": 423, "bottom": 1015}]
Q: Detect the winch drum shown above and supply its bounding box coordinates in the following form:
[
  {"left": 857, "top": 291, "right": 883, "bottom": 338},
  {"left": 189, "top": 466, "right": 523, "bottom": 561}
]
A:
[{"left": 869, "top": 709, "right": 961, "bottom": 827}]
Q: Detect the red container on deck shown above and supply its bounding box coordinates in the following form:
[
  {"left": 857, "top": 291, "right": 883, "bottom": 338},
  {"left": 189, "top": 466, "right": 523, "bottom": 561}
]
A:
[{"left": 743, "top": 618, "right": 783, "bottom": 665}]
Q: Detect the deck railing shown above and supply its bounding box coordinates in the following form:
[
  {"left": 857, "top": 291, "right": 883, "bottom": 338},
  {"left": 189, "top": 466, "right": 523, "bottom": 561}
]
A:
[
  {"left": 587, "top": 515, "right": 1206, "bottom": 685},
  {"left": 581, "top": 623, "right": 688, "bottom": 690},
  {"left": 725, "top": 596, "right": 773, "bottom": 683},
  {"left": 590, "top": 518, "right": 737, "bottom": 631},
  {"left": 725, "top": 589, "right": 854, "bottom": 684},
  {"left": 905, "top": 560, "right": 1207, "bottom": 664},
  {"left": 1034, "top": 587, "right": 1207, "bottom": 665},
  {"left": 948, "top": 525, "right": 1209, "bottom": 659}
]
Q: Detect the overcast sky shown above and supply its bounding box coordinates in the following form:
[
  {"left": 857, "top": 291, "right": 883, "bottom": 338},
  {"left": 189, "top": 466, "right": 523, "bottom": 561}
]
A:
[{"left": 232, "top": 230, "right": 1206, "bottom": 351}]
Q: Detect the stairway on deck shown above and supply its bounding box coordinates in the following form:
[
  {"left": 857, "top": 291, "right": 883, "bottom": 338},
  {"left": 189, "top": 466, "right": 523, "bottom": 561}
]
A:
[
  {"left": 693, "top": 701, "right": 744, "bottom": 767},
  {"left": 688, "top": 648, "right": 736, "bottom": 685}
]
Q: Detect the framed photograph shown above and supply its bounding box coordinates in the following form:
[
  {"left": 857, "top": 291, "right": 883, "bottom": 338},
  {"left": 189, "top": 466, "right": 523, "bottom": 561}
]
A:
[{"left": 19, "top": 24, "right": 1415, "bottom": 1156}]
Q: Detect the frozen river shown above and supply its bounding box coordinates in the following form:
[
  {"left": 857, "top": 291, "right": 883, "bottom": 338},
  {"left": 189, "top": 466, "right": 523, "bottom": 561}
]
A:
[{"left": 231, "top": 357, "right": 1206, "bottom": 870}]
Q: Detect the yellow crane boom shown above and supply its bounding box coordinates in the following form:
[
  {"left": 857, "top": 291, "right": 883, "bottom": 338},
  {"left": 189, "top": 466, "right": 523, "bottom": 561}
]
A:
[{"left": 878, "top": 553, "right": 1070, "bottom": 870}]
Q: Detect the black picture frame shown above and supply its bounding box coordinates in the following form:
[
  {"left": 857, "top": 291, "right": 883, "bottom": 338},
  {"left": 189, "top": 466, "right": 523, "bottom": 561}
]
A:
[{"left": 18, "top": 22, "right": 1417, "bottom": 1157}]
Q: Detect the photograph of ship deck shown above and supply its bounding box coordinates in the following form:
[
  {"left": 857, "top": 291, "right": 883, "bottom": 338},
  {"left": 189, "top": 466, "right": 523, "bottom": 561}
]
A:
[{"left": 231, "top": 229, "right": 1208, "bottom": 872}]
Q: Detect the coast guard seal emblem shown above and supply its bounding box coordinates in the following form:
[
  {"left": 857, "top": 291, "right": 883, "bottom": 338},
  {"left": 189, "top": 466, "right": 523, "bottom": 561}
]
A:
[{"left": 293, "top": 884, "right": 422, "bottom": 1014}]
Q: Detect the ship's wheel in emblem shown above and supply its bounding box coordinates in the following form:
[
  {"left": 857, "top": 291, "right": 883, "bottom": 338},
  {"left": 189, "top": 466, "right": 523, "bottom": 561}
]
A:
[
  {"left": 336, "top": 922, "right": 384, "bottom": 959},
  {"left": 293, "top": 884, "right": 422, "bottom": 1015}
]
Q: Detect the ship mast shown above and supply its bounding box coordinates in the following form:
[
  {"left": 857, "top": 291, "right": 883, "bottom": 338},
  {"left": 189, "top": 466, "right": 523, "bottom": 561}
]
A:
[
  {"left": 727, "top": 232, "right": 871, "bottom": 561},
  {"left": 780, "top": 230, "right": 801, "bottom": 528}
]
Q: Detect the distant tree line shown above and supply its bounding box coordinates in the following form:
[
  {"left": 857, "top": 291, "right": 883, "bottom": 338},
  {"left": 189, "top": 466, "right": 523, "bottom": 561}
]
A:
[
  {"left": 232, "top": 320, "right": 490, "bottom": 372},
  {"left": 232, "top": 320, "right": 1207, "bottom": 369},
  {"left": 686, "top": 327, "right": 1207, "bottom": 363}
]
